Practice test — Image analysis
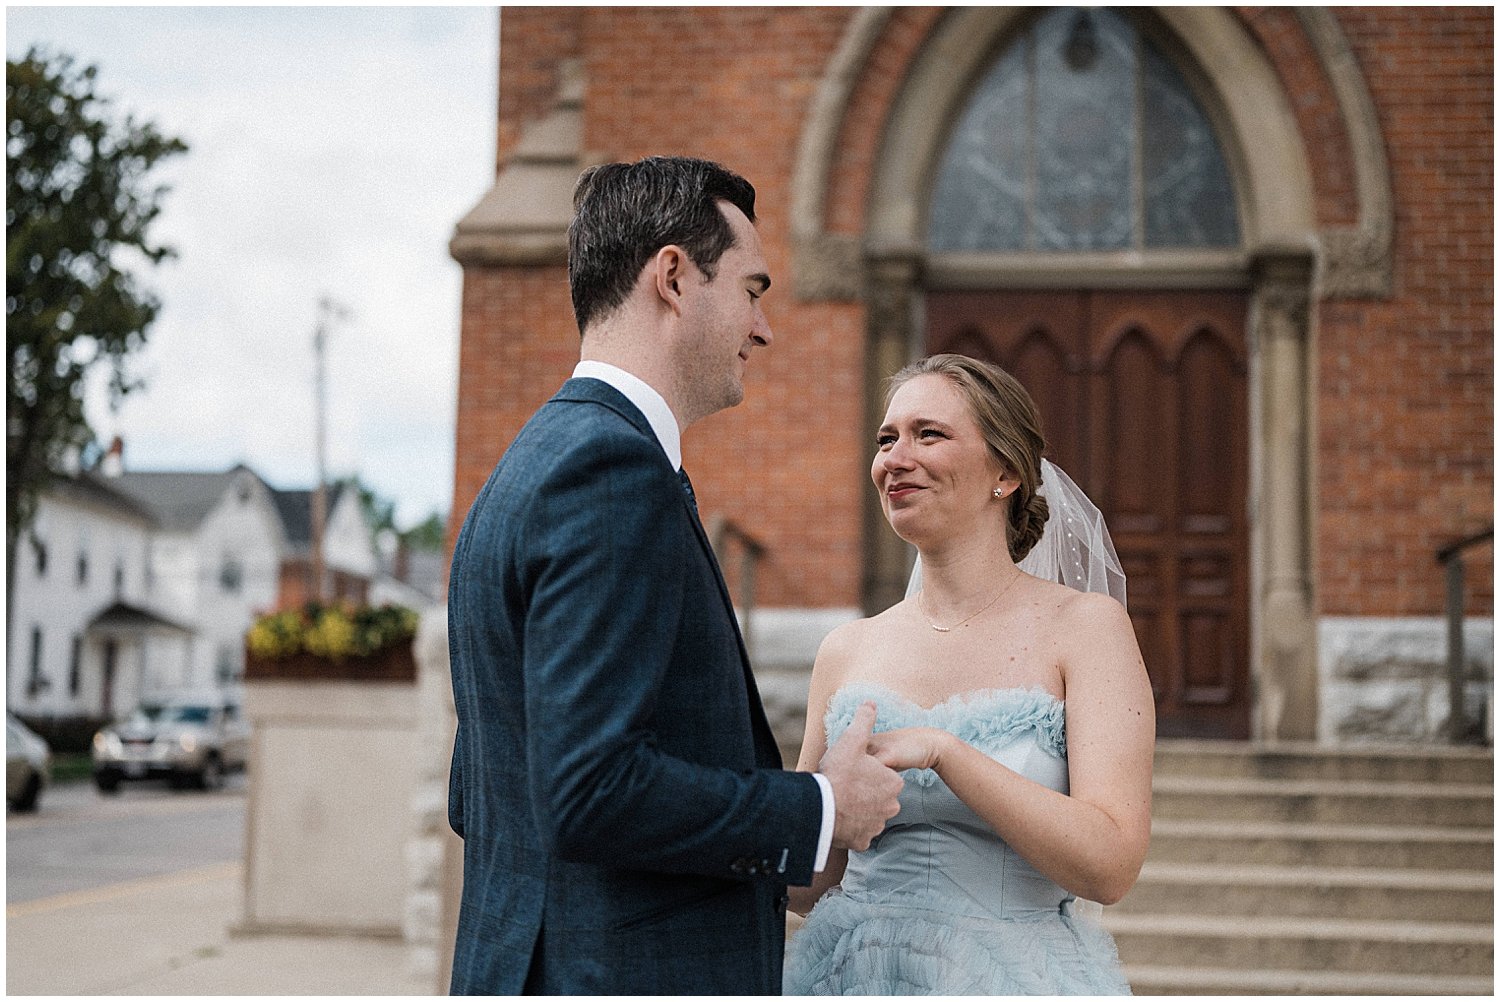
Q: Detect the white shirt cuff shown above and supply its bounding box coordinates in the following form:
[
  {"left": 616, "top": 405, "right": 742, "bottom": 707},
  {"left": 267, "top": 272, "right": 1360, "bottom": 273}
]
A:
[{"left": 811, "top": 773, "right": 835, "bottom": 872}]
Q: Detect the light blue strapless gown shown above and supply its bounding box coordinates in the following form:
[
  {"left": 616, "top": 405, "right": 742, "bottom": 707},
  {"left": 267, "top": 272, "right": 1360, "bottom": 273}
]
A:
[{"left": 784, "top": 682, "right": 1131, "bottom": 995}]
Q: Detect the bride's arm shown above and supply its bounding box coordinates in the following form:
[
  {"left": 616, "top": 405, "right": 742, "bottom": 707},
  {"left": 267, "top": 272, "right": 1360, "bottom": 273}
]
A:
[
  {"left": 869, "top": 591, "right": 1153, "bottom": 905},
  {"left": 788, "top": 622, "right": 857, "bottom": 915}
]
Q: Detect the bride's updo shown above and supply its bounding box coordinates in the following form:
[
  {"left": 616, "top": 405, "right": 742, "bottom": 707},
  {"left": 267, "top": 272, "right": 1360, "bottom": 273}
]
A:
[{"left": 887, "top": 354, "right": 1050, "bottom": 561}]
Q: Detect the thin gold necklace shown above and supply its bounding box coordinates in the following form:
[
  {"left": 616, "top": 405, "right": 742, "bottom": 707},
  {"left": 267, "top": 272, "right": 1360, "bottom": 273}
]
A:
[{"left": 919, "top": 573, "right": 1022, "bottom": 633}]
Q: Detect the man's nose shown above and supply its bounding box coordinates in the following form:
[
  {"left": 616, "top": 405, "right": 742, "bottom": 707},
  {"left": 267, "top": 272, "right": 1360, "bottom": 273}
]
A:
[{"left": 751, "top": 312, "right": 773, "bottom": 348}]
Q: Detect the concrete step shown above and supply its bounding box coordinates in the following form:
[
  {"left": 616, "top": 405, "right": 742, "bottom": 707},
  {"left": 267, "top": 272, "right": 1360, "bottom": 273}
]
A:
[
  {"left": 1152, "top": 774, "right": 1493, "bottom": 827},
  {"left": 1154, "top": 739, "right": 1493, "bottom": 785},
  {"left": 1105, "top": 913, "right": 1493, "bottom": 978},
  {"left": 1124, "top": 963, "right": 1493, "bottom": 996},
  {"left": 1115, "top": 863, "right": 1493, "bottom": 923},
  {"left": 1148, "top": 818, "right": 1494, "bottom": 870}
]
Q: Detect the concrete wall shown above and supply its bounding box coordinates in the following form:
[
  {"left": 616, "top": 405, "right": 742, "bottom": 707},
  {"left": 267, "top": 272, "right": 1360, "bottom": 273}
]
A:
[
  {"left": 241, "top": 678, "right": 420, "bottom": 937},
  {"left": 1319, "top": 616, "right": 1493, "bottom": 744}
]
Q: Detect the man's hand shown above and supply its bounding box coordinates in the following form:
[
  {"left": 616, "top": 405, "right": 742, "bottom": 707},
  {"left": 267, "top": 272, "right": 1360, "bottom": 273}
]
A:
[{"left": 818, "top": 701, "right": 903, "bottom": 851}]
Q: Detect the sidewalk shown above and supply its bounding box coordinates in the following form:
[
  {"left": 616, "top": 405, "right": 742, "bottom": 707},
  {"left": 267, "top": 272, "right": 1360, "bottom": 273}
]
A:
[{"left": 6, "top": 861, "right": 435, "bottom": 995}]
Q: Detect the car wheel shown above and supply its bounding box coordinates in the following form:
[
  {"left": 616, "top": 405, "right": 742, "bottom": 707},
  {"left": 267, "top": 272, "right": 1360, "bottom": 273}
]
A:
[
  {"left": 10, "top": 772, "right": 41, "bottom": 812},
  {"left": 197, "top": 755, "right": 224, "bottom": 791},
  {"left": 95, "top": 771, "right": 122, "bottom": 794}
]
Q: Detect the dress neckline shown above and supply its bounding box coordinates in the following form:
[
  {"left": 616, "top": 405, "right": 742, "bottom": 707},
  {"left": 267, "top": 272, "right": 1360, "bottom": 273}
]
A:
[
  {"left": 825, "top": 681, "right": 1069, "bottom": 768},
  {"left": 831, "top": 679, "right": 1064, "bottom": 713}
]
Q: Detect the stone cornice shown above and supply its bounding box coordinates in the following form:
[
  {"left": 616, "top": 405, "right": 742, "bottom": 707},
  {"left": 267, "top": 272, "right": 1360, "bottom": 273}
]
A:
[{"left": 449, "top": 59, "right": 585, "bottom": 268}]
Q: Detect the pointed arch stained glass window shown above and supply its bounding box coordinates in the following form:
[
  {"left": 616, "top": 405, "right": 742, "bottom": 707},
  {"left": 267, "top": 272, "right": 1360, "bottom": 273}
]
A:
[{"left": 928, "top": 7, "right": 1239, "bottom": 252}]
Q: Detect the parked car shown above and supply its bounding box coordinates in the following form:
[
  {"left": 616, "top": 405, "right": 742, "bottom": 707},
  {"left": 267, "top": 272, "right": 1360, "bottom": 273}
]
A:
[
  {"left": 7, "top": 713, "right": 52, "bottom": 812},
  {"left": 92, "top": 694, "right": 250, "bottom": 793}
]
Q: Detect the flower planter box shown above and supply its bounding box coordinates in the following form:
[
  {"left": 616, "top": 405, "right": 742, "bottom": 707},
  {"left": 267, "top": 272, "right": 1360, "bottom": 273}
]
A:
[{"left": 243, "top": 644, "right": 418, "bottom": 684}]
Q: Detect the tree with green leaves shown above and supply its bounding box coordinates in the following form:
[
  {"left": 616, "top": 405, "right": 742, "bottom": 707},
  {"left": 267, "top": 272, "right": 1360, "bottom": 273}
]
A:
[
  {"left": 347, "top": 474, "right": 446, "bottom": 551},
  {"left": 6, "top": 48, "right": 186, "bottom": 625}
]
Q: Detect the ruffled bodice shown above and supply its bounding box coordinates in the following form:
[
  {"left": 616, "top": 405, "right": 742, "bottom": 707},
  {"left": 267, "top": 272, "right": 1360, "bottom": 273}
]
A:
[{"left": 784, "top": 682, "right": 1129, "bottom": 995}]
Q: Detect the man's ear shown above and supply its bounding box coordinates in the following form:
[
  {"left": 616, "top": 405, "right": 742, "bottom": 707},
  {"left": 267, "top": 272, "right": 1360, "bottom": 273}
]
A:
[{"left": 651, "top": 245, "right": 688, "bottom": 313}]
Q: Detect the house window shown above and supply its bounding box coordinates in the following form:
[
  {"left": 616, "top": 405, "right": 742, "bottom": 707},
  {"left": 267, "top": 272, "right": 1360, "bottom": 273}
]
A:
[
  {"left": 76, "top": 549, "right": 89, "bottom": 587},
  {"left": 114, "top": 560, "right": 125, "bottom": 595},
  {"left": 928, "top": 7, "right": 1239, "bottom": 252},
  {"left": 31, "top": 535, "right": 48, "bottom": 578},
  {"left": 69, "top": 634, "right": 83, "bottom": 697},
  {"left": 219, "top": 555, "right": 243, "bottom": 593},
  {"left": 216, "top": 645, "right": 237, "bottom": 685},
  {"left": 26, "top": 626, "right": 47, "bottom": 699}
]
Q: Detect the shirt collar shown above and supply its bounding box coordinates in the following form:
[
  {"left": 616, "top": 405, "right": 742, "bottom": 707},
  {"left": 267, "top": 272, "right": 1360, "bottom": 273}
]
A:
[{"left": 572, "top": 360, "right": 683, "bottom": 471}]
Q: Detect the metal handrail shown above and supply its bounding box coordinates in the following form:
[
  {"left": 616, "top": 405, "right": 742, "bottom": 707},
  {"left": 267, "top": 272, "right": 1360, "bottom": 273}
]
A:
[
  {"left": 1435, "top": 527, "right": 1493, "bottom": 743},
  {"left": 709, "top": 515, "right": 767, "bottom": 663}
]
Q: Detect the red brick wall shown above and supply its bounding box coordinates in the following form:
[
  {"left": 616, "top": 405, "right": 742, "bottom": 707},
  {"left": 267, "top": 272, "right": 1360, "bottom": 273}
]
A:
[
  {"left": 495, "top": 8, "right": 582, "bottom": 170},
  {"left": 455, "top": 8, "right": 869, "bottom": 609},
  {"left": 456, "top": 7, "right": 1492, "bottom": 617},
  {"left": 1314, "top": 7, "right": 1493, "bottom": 616},
  {"left": 449, "top": 266, "right": 578, "bottom": 555}
]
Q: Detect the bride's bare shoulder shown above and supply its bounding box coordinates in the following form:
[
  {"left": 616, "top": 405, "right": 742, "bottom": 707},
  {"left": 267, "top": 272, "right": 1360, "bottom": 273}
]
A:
[
  {"left": 1051, "top": 588, "right": 1140, "bottom": 676},
  {"left": 816, "top": 599, "right": 910, "bottom": 664},
  {"left": 1055, "top": 586, "right": 1131, "bottom": 627}
]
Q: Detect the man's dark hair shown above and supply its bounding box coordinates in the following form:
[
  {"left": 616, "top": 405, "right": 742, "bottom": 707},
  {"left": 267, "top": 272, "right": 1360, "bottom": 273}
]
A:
[{"left": 567, "top": 156, "right": 757, "bottom": 334}]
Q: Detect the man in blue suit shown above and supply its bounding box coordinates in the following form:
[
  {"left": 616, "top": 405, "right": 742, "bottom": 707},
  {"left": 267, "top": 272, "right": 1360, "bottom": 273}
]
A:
[{"left": 447, "top": 157, "right": 902, "bottom": 994}]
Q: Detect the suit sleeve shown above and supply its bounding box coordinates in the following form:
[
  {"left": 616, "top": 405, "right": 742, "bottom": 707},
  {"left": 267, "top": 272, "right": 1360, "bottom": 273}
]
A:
[{"left": 519, "top": 431, "right": 823, "bottom": 885}]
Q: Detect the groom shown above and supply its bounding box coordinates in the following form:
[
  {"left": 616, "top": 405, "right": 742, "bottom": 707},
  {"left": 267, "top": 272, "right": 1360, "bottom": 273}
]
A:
[{"left": 447, "top": 157, "right": 902, "bottom": 994}]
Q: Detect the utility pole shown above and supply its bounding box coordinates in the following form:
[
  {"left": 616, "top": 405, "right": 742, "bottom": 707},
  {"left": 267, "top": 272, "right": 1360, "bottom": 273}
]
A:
[{"left": 311, "top": 296, "right": 351, "bottom": 604}]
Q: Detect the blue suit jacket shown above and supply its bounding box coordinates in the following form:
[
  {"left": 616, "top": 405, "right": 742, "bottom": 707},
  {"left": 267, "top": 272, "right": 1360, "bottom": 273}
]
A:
[{"left": 447, "top": 378, "right": 823, "bottom": 994}]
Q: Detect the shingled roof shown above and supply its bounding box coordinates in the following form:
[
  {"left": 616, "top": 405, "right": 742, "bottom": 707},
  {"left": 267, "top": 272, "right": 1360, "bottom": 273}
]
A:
[
  {"left": 48, "top": 472, "right": 159, "bottom": 527},
  {"left": 104, "top": 466, "right": 263, "bottom": 532},
  {"left": 270, "top": 483, "right": 350, "bottom": 550}
]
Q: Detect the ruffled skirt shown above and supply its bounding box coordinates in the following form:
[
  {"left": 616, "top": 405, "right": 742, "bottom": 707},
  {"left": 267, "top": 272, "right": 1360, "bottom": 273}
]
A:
[{"left": 784, "top": 891, "right": 1131, "bottom": 996}]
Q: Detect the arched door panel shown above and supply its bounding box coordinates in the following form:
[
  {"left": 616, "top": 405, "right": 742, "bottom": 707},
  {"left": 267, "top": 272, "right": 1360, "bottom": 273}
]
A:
[{"left": 926, "top": 288, "right": 1249, "bottom": 738}]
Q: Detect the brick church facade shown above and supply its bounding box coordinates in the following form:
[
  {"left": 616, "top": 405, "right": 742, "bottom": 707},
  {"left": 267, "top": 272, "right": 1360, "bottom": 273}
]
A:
[{"left": 448, "top": 7, "right": 1492, "bottom": 743}]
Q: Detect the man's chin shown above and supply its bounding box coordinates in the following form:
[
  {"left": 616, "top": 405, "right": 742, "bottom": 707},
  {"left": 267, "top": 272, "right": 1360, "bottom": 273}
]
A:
[{"left": 715, "top": 380, "right": 746, "bottom": 412}]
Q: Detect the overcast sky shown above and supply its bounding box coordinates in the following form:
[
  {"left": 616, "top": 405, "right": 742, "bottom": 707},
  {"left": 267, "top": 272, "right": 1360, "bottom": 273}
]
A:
[{"left": 7, "top": 5, "right": 498, "bottom": 530}]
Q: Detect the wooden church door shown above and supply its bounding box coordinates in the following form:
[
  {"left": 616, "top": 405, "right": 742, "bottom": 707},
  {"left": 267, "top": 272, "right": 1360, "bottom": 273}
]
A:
[{"left": 926, "top": 289, "right": 1251, "bottom": 738}]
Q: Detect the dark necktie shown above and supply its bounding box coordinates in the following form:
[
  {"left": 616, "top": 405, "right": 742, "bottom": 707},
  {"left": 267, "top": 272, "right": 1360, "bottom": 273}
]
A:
[{"left": 677, "top": 467, "right": 698, "bottom": 515}]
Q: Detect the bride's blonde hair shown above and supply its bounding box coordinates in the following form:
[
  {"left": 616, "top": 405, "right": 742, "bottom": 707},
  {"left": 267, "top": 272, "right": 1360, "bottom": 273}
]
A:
[{"left": 887, "top": 354, "right": 1050, "bottom": 561}]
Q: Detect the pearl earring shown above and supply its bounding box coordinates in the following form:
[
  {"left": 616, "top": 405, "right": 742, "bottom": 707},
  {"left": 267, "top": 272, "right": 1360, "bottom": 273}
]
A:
[{"left": 993, "top": 487, "right": 1006, "bottom": 499}]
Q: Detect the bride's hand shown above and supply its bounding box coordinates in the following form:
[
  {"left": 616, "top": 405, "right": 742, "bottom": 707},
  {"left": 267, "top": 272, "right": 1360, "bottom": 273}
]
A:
[{"left": 867, "top": 727, "right": 952, "bottom": 772}]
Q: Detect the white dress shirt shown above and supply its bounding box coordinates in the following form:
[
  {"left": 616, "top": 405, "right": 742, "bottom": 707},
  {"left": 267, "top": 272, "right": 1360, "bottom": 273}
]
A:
[{"left": 571, "top": 361, "right": 836, "bottom": 873}]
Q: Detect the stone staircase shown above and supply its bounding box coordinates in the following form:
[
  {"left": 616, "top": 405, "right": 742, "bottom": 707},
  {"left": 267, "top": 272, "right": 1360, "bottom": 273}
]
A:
[{"left": 1106, "top": 740, "right": 1494, "bottom": 995}]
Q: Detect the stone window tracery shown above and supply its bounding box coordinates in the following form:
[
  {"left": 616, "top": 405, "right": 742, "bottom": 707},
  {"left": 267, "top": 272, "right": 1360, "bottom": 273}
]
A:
[{"left": 928, "top": 7, "right": 1238, "bottom": 253}]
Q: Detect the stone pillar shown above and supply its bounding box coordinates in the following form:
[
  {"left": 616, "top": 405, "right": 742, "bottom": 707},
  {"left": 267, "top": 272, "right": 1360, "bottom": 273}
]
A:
[
  {"left": 861, "top": 252, "right": 922, "bottom": 615},
  {"left": 1249, "top": 248, "right": 1319, "bottom": 741},
  {"left": 404, "top": 605, "right": 460, "bottom": 986}
]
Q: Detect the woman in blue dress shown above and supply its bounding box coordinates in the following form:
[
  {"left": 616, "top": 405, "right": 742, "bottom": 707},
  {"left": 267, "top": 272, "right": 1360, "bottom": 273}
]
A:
[{"left": 785, "top": 354, "right": 1153, "bottom": 995}]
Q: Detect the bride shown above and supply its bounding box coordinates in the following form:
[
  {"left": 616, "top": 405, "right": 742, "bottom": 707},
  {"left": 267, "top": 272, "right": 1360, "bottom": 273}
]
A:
[{"left": 785, "top": 354, "right": 1153, "bottom": 995}]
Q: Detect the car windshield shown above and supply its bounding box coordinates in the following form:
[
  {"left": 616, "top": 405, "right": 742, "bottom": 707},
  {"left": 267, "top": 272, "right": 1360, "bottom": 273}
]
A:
[
  {"left": 125, "top": 705, "right": 164, "bottom": 726},
  {"left": 159, "top": 705, "right": 213, "bottom": 724}
]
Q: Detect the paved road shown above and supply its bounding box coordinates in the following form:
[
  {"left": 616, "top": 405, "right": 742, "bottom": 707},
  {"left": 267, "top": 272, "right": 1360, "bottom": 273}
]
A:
[{"left": 6, "top": 774, "right": 246, "bottom": 904}]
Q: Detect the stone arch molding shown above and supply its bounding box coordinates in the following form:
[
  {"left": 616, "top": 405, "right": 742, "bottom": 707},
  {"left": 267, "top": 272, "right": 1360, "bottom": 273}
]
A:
[{"left": 791, "top": 7, "right": 1394, "bottom": 301}]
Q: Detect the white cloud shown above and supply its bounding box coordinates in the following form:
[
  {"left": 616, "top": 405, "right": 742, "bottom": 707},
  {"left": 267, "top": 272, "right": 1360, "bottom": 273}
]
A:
[{"left": 7, "top": 6, "right": 497, "bottom": 528}]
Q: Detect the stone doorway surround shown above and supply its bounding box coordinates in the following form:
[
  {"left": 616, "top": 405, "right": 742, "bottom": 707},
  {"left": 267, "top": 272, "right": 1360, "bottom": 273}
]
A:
[{"left": 791, "top": 7, "right": 1395, "bottom": 741}]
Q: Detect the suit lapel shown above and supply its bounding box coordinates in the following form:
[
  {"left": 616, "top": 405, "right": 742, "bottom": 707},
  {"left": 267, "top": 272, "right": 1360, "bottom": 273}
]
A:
[
  {"left": 556, "top": 377, "right": 782, "bottom": 763},
  {"left": 679, "top": 497, "right": 783, "bottom": 764}
]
